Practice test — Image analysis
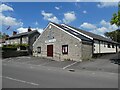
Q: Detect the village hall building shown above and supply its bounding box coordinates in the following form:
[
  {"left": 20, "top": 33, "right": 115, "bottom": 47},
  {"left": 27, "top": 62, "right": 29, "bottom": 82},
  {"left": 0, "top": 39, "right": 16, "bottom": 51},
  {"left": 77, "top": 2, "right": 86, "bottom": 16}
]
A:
[{"left": 33, "top": 22, "right": 120, "bottom": 61}]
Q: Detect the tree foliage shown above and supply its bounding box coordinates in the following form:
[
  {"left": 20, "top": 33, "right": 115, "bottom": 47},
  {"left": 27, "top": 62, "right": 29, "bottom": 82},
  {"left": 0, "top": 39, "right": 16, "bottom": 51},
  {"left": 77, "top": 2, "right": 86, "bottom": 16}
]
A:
[
  {"left": 110, "top": 2, "right": 120, "bottom": 27},
  {"left": 0, "top": 32, "right": 9, "bottom": 39},
  {"left": 104, "top": 29, "right": 120, "bottom": 43},
  {"left": 105, "top": 2, "right": 120, "bottom": 43}
]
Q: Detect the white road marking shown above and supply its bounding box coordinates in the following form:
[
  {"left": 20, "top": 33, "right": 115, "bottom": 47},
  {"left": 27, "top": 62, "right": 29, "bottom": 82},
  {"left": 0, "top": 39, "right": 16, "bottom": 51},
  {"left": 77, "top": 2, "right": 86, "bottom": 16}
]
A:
[
  {"left": 62, "top": 61, "right": 78, "bottom": 69},
  {"left": 2, "top": 76, "right": 39, "bottom": 86}
]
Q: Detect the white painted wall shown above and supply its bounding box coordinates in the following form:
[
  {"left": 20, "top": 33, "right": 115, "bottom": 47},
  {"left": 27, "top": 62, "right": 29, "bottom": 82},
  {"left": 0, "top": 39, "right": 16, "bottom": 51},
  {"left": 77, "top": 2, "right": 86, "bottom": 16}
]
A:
[
  {"left": 0, "top": 43, "right": 2, "bottom": 47},
  {"left": 94, "top": 40, "right": 100, "bottom": 54},
  {"left": 117, "top": 45, "right": 120, "bottom": 52},
  {"left": 100, "top": 42, "right": 116, "bottom": 53},
  {"left": 94, "top": 40, "right": 116, "bottom": 54},
  {"left": 5, "top": 38, "right": 20, "bottom": 45},
  {"left": 22, "top": 37, "right": 28, "bottom": 44},
  {"left": 5, "top": 40, "right": 10, "bottom": 45}
]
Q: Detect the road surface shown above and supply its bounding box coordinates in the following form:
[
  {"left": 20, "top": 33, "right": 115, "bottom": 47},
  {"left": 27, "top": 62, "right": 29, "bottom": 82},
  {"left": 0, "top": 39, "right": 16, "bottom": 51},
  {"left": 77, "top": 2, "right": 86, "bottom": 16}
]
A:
[{"left": 2, "top": 59, "right": 118, "bottom": 88}]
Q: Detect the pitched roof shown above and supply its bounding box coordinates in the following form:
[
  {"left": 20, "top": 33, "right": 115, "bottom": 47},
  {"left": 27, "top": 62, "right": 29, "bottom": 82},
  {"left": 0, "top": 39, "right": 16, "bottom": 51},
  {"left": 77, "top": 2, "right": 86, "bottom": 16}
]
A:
[
  {"left": 51, "top": 22, "right": 92, "bottom": 43},
  {"left": 51, "top": 22, "right": 118, "bottom": 44},
  {"left": 65, "top": 24, "right": 118, "bottom": 44},
  {"left": 8, "top": 30, "right": 39, "bottom": 39}
]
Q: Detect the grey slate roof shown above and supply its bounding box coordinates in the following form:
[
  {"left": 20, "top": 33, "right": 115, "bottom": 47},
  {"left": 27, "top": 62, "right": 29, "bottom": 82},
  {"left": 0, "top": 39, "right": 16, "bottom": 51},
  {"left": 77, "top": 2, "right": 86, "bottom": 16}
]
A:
[
  {"left": 51, "top": 22, "right": 118, "bottom": 44},
  {"left": 8, "top": 30, "right": 39, "bottom": 39},
  {"left": 65, "top": 24, "right": 118, "bottom": 44},
  {"left": 51, "top": 22, "right": 92, "bottom": 43}
]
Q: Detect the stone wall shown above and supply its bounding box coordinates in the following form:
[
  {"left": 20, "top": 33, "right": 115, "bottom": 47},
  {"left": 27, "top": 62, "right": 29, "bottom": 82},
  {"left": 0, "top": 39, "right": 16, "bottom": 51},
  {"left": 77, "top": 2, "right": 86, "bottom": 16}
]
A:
[{"left": 2, "top": 50, "right": 29, "bottom": 58}]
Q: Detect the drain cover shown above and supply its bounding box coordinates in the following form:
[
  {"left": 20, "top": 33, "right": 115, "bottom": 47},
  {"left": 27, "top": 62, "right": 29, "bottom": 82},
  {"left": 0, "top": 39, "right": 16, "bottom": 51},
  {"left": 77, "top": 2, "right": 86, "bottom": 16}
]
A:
[{"left": 69, "top": 69, "right": 75, "bottom": 72}]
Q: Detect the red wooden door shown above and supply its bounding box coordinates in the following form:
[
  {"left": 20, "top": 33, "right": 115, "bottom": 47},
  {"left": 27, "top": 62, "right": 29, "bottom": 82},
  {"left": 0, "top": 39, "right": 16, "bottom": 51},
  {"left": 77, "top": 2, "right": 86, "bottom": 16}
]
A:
[{"left": 47, "top": 45, "right": 53, "bottom": 57}]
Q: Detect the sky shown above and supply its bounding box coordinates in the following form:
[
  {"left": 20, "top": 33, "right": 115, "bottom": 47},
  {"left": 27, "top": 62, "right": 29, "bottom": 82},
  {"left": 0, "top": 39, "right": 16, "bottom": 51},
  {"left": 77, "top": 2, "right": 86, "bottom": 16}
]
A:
[{"left": 0, "top": 2, "right": 119, "bottom": 36}]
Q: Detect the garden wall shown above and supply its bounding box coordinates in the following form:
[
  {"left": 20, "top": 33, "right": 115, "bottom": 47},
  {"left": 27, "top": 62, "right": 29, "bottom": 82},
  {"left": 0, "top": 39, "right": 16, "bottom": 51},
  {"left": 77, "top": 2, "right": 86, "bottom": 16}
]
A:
[{"left": 2, "top": 50, "right": 29, "bottom": 58}]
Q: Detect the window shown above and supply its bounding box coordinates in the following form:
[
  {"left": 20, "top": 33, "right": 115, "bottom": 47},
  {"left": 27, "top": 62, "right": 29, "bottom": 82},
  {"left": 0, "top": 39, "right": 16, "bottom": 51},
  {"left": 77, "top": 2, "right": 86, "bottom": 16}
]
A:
[
  {"left": 119, "top": 45, "right": 120, "bottom": 48},
  {"left": 112, "top": 44, "right": 114, "bottom": 48},
  {"left": 37, "top": 47, "right": 41, "bottom": 53},
  {"left": 62, "top": 45, "right": 68, "bottom": 54},
  {"left": 34, "top": 37, "right": 37, "bottom": 42},
  {"left": 104, "top": 42, "right": 106, "bottom": 47},
  {"left": 107, "top": 44, "right": 111, "bottom": 48}
]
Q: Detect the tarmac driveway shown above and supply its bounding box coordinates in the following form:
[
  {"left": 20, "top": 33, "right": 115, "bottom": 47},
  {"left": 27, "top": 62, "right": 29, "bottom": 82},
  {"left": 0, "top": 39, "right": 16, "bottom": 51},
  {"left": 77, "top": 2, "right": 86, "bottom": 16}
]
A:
[
  {"left": 68, "top": 58, "right": 118, "bottom": 73},
  {"left": 2, "top": 53, "right": 119, "bottom": 73}
]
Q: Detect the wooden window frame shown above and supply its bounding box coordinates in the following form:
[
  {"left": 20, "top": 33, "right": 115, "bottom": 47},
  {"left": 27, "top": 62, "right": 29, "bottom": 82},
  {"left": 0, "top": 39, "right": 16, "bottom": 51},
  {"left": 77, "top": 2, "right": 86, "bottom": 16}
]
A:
[
  {"left": 62, "top": 45, "right": 68, "bottom": 54},
  {"left": 37, "top": 47, "right": 41, "bottom": 53}
]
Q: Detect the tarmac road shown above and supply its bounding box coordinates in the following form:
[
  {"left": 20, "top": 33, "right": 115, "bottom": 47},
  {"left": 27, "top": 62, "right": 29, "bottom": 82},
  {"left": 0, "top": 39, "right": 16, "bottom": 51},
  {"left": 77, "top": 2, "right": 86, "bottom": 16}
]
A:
[{"left": 2, "top": 60, "right": 118, "bottom": 88}]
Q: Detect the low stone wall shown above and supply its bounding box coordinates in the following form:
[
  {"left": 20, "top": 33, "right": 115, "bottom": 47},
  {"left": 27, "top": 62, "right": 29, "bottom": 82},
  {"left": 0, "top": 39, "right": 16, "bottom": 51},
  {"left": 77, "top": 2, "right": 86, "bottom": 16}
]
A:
[{"left": 2, "top": 50, "right": 29, "bottom": 58}]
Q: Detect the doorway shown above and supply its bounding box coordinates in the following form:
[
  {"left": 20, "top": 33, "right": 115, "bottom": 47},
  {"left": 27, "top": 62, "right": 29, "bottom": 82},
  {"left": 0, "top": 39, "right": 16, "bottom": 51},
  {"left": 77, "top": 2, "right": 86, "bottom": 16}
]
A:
[{"left": 47, "top": 45, "right": 53, "bottom": 57}]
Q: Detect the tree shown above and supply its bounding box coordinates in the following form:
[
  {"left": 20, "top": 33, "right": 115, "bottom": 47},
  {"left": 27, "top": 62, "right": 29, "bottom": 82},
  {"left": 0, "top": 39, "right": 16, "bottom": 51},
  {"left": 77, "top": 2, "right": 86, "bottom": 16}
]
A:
[
  {"left": 0, "top": 32, "right": 9, "bottom": 40},
  {"left": 104, "top": 30, "right": 120, "bottom": 43},
  {"left": 110, "top": 2, "right": 120, "bottom": 28},
  {"left": 104, "top": 2, "right": 120, "bottom": 43}
]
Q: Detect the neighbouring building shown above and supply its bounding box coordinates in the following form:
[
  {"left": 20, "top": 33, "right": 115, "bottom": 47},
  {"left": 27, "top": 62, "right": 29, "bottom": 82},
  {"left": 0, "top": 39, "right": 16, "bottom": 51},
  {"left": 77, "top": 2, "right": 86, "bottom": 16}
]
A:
[
  {"left": 0, "top": 32, "right": 6, "bottom": 47},
  {"left": 33, "top": 22, "right": 120, "bottom": 61},
  {"left": 0, "top": 39, "right": 5, "bottom": 47},
  {"left": 5, "top": 28, "right": 40, "bottom": 55}
]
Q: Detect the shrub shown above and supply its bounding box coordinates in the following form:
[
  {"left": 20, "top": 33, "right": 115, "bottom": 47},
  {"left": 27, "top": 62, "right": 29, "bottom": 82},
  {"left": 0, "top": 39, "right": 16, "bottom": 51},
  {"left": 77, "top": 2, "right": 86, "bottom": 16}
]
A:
[{"left": 2, "top": 44, "right": 29, "bottom": 51}]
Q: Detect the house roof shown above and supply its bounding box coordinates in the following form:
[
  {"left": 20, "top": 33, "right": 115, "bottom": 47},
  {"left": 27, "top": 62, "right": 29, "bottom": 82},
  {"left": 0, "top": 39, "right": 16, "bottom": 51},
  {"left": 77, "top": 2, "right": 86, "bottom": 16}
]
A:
[
  {"left": 51, "top": 22, "right": 92, "bottom": 43},
  {"left": 65, "top": 24, "right": 118, "bottom": 43},
  {"left": 51, "top": 22, "right": 118, "bottom": 44},
  {"left": 8, "top": 30, "right": 40, "bottom": 39}
]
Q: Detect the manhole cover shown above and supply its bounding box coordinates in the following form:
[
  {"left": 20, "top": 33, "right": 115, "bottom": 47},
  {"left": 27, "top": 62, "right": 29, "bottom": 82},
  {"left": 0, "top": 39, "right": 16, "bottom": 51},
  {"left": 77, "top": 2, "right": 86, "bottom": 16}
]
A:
[{"left": 68, "top": 69, "right": 75, "bottom": 72}]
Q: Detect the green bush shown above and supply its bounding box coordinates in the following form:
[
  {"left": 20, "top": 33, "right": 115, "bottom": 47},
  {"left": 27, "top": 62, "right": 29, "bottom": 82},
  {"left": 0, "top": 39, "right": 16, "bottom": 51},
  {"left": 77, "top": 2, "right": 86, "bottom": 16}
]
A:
[
  {"left": 2, "top": 44, "right": 29, "bottom": 51},
  {"left": 18, "top": 44, "right": 29, "bottom": 47}
]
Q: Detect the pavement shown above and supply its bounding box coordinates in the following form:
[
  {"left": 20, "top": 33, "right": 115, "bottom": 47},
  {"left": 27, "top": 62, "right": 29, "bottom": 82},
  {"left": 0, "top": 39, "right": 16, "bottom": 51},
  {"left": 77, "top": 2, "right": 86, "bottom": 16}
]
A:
[{"left": 1, "top": 53, "right": 119, "bottom": 88}]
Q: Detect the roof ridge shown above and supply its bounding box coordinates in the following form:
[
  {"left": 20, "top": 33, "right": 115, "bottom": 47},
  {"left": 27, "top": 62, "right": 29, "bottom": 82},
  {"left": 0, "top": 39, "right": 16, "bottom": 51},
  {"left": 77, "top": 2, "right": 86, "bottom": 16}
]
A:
[{"left": 63, "top": 24, "right": 117, "bottom": 43}]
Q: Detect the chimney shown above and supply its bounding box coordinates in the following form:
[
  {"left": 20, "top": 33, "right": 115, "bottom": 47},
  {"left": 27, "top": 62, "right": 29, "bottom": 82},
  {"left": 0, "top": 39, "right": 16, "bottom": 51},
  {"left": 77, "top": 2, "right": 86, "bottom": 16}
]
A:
[
  {"left": 28, "top": 26, "right": 32, "bottom": 32},
  {"left": 13, "top": 31, "right": 17, "bottom": 35}
]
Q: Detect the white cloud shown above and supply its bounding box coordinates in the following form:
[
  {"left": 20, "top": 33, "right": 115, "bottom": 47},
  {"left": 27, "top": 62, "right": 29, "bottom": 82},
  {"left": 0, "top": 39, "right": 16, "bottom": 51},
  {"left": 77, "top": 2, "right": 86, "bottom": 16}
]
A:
[
  {"left": 17, "top": 27, "right": 28, "bottom": 33},
  {"left": 41, "top": 10, "right": 61, "bottom": 23},
  {"left": 83, "top": 10, "right": 87, "bottom": 14},
  {"left": 100, "top": 19, "right": 108, "bottom": 26},
  {"left": 0, "top": 4, "right": 23, "bottom": 27},
  {"left": 97, "top": 2, "right": 118, "bottom": 8},
  {"left": 17, "top": 27, "right": 43, "bottom": 33},
  {"left": 96, "top": 27, "right": 107, "bottom": 33},
  {"left": 0, "top": 4, "right": 14, "bottom": 12},
  {"left": 55, "top": 7, "right": 60, "bottom": 10},
  {"left": 80, "top": 20, "right": 118, "bottom": 36},
  {"left": 80, "top": 22, "right": 97, "bottom": 29},
  {"left": 63, "top": 11, "right": 76, "bottom": 24},
  {"left": 0, "top": 13, "right": 23, "bottom": 27},
  {"left": 100, "top": 19, "right": 118, "bottom": 31},
  {"left": 34, "top": 21, "right": 39, "bottom": 26}
]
